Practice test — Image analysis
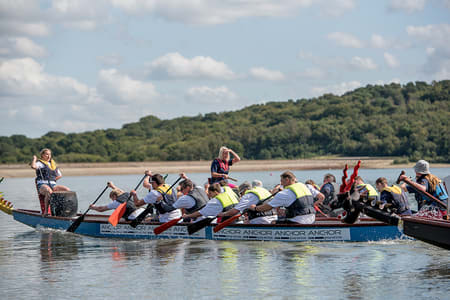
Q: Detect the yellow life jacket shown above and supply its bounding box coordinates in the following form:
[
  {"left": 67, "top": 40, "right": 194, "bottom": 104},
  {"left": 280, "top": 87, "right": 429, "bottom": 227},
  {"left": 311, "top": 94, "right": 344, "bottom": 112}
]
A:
[
  {"left": 244, "top": 186, "right": 272, "bottom": 202},
  {"left": 357, "top": 183, "right": 378, "bottom": 197},
  {"left": 39, "top": 159, "right": 57, "bottom": 170},
  {"left": 216, "top": 191, "right": 239, "bottom": 211}
]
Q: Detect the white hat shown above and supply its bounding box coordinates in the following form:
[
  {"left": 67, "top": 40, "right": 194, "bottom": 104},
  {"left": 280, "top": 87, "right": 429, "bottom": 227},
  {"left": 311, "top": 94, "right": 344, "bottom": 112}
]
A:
[
  {"left": 414, "top": 160, "right": 430, "bottom": 174},
  {"left": 252, "top": 180, "right": 263, "bottom": 187}
]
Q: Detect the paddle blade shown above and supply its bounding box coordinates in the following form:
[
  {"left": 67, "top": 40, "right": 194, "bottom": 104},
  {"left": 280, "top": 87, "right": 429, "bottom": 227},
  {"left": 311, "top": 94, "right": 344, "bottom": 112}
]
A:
[
  {"left": 187, "top": 217, "right": 214, "bottom": 235},
  {"left": 109, "top": 202, "right": 127, "bottom": 227},
  {"left": 154, "top": 217, "right": 182, "bottom": 235},
  {"left": 67, "top": 214, "right": 85, "bottom": 232},
  {"left": 213, "top": 214, "right": 241, "bottom": 233}
]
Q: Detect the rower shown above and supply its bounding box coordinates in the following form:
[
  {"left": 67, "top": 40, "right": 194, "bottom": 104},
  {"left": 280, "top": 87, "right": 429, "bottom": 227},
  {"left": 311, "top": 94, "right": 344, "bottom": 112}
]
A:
[
  {"left": 131, "top": 173, "right": 181, "bottom": 222},
  {"left": 354, "top": 176, "right": 379, "bottom": 201},
  {"left": 250, "top": 171, "right": 316, "bottom": 224},
  {"left": 90, "top": 182, "right": 145, "bottom": 220},
  {"left": 172, "top": 173, "right": 209, "bottom": 220},
  {"left": 219, "top": 181, "right": 277, "bottom": 224},
  {"left": 375, "top": 177, "right": 411, "bottom": 215},
  {"left": 319, "top": 173, "right": 341, "bottom": 216},
  {"left": 182, "top": 183, "right": 239, "bottom": 222},
  {"left": 399, "top": 160, "right": 448, "bottom": 212}
]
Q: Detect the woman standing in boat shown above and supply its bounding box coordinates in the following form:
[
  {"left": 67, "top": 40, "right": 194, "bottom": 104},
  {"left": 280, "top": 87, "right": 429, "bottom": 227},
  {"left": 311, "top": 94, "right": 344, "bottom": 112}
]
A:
[
  {"left": 209, "top": 146, "right": 241, "bottom": 185},
  {"left": 31, "top": 148, "right": 70, "bottom": 216}
]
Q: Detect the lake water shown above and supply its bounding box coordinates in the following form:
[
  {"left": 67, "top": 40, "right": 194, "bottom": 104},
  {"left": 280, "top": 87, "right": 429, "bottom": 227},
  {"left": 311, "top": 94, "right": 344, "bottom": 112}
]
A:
[{"left": 1, "top": 168, "right": 449, "bottom": 299}]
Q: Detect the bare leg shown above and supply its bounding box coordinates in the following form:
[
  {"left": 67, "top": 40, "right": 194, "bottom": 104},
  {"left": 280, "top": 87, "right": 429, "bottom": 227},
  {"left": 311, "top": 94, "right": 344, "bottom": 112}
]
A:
[
  {"left": 39, "top": 185, "right": 52, "bottom": 216},
  {"left": 53, "top": 185, "right": 70, "bottom": 192}
]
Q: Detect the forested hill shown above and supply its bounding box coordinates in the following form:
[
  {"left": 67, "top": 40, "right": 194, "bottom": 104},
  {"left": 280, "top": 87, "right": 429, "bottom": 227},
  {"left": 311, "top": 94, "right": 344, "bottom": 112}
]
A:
[{"left": 1, "top": 81, "right": 449, "bottom": 164}]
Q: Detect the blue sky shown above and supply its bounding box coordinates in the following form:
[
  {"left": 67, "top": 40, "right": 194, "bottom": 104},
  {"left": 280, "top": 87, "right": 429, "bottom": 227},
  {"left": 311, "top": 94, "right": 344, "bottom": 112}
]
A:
[{"left": 1, "top": 0, "right": 449, "bottom": 137}]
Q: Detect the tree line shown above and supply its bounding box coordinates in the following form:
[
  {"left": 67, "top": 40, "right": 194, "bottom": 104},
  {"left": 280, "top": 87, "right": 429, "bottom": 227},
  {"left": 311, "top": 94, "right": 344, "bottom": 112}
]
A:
[{"left": 1, "top": 80, "right": 449, "bottom": 164}]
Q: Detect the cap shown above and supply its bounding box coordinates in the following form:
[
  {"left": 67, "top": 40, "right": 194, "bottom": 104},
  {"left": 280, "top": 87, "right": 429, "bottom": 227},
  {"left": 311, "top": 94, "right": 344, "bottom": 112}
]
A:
[
  {"left": 252, "top": 180, "right": 263, "bottom": 187},
  {"left": 414, "top": 160, "right": 430, "bottom": 174},
  {"left": 239, "top": 181, "right": 252, "bottom": 194}
]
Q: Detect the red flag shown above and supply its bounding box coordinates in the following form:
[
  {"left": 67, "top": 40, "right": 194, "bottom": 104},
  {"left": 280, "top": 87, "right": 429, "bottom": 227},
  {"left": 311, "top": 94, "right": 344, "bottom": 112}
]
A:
[{"left": 108, "top": 202, "right": 127, "bottom": 227}]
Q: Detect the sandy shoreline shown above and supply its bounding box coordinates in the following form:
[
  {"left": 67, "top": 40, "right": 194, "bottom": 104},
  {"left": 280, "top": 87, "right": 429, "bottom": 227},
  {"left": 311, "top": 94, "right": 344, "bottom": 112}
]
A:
[{"left": 1, "top": 157, "right": 449, "bottom": 178}]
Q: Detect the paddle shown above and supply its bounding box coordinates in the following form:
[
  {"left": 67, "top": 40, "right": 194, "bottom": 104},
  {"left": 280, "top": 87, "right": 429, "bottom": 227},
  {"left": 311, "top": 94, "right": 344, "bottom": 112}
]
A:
[
  {"left": 67, "top": 185, "right": 109, "bottom": 232},
  {"left": 228, "top": 176, "right": 237, "bottom": 182},
  {"left": 213, "top": 214, "right": 241, "bottom": 233},
  {"left": 314, "top": 205, "right": 328, "bottom": 217},
  {"left": 153, "top": 217, "right": 182, "bottom": 235},
  {"left": 187, "top": 217, "right": 216, "bottom": 235},
  {"left": 213, "top": 191, "right": 279, "bottom": 233},
  {"left": 109, "top": 174, "right": 147, "bottom": 227},
  {"left": 396, "top": 170, "right": 448, "bottom": 209},
  {"left": 130, "top": 176, "right": 183, "bottom": 228}
]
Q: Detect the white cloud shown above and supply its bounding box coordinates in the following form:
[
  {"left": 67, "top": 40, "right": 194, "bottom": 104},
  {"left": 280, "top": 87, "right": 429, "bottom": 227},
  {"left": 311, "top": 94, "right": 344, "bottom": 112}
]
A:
[
  {"left": 98, "top": 68, "right": 158, "bottom": 104},
  {"left": 327, "top": 32, "right": 364, "bottom": 48},
  {"left": 384, "top": 52, "right": 399, "bottom": 68},
  {"left": 0, "top": 57, "right": 90, "bottom": 97},
  {"left": 371, "top": 34, "right": 389, "bottom": 48},
  {"left": 406, "top": 24, "right": 450, "bottom": 51},
  {"left": 311, "top": 81, "right": 362, "bottom": 96},
  {"left": 0, "top": 21, "right": 50, "bottom": 37},
  {"left": 319, "top": 0, "right": 356, "bottom": 17},
  {"left": 48, "top": 0, "right": 111, "bottom": 30},
  {"left": 388, "top": 0, "right": 427, "bottom": 14},
  {"left": 148, "top": 52, "right": 235, "bottom": 80},
  {"left": 185, "top": 86, "right": 237, "bottom": 104},
  {"left": 349, "top": 56, "right": 377, "bottom": 70},
  {"left": 407, "top": 24, "right": 450, "bottom": 79},
  {"left": 111, "top": 0, "right": 314, "bottom": 25},
  {"left": 249, "top": 67, "right": 285, "bottom": 81},
  {"left": 97, "top": 54, "right": 123, "bottom": 66},
  {"left": 0, "top": 37, "right": 47, "bottom": 58}
]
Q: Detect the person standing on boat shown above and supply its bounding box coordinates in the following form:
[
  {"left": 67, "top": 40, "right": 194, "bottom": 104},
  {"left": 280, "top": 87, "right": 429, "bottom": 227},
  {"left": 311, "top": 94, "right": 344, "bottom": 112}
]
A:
[
  {"left": 89, "top": 182, "right": 145, "bottom": 220},
  {"left": 399, "top": 160, "right": 448, "bottom": 211},
  {"left": 219, "top": 181, "right": 277, "bottom": 224},
  {"left": 375, "top": 177, "right": 411, "bottom": 215},
  {"left": 209, "top": 146, "right": 241, "bottom": 185},
  {"left": 249, "top": 171, "right": 316, "bottom": 224},
  {"left": 318, "top": 173, "right": 340, "bottom": 216},
  {"left": 172, "top": 173, "right": 209, "bottom": 218},
  {"left": 30, "top": 148, "right": 70, "bottom": 216},
  {"left": 182, "top": 183, "right": 239, "bottom": 222},
  {"left": 131, "top": 173, "right": 181, "bottom": 222}
]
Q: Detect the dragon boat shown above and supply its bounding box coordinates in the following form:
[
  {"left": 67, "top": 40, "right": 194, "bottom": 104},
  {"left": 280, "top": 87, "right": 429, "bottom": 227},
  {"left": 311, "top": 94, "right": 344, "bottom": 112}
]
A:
[
  {"left": 0, "top": 204, "right": 404, "bottom": 242},
  {"left": 0, "top": 162, "right": 409, "bottom": 243},
  {"left": 340, "top": 174, "right": 450, "bottom": 250}
]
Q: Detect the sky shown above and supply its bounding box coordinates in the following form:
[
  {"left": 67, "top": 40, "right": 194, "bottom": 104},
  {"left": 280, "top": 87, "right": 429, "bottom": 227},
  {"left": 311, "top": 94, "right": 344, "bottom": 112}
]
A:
[{"left": 0, "top": 0, "right": 449, "bottom": 138}]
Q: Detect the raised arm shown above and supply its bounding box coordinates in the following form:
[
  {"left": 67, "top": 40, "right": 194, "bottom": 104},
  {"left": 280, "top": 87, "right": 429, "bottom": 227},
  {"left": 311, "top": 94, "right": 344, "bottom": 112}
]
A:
[
  {"left": 30, "top": 155, "right": 38, "bottom": 170},
  {"left": 143, "top": 170, "right": 152, "bottom": 190},
  {"left": 229, "top": 148, "right": 241, "bottom": 164}
]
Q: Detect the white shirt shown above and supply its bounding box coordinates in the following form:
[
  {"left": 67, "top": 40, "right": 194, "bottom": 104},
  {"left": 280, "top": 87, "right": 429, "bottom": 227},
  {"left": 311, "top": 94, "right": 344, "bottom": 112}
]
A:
[
  {"left": 198, "top": 198, "right": 223, "bottom": 217},
  {"left": 143, "top": 190, "right": 181, "bottom": 222},
  {"left": 306, "top": 184, "right": 320, "bottom": 198},
  {"left": 268, "top": 188, "right": 315, "bottom": 224},
  {"left": 234, "top": 193, "right": 277, "bottom": 224},
  {"left": 106, "top": 200, "right": 121, "bottom": 210},
  {"left": 173, "top": 194, "right": 196, "bottom": 210}
]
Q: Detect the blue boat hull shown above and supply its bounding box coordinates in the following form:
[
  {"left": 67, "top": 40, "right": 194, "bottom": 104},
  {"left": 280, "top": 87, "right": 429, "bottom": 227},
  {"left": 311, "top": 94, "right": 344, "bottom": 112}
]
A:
[{"left": 13, "top": 209, "right": 404, "bottom": 242}]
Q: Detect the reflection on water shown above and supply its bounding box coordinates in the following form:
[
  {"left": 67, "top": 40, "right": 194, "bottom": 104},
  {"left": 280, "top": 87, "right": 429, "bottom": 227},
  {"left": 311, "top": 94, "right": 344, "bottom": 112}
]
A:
[{"left": 39, "top": 231, "right": 82, "bottom": 263}]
